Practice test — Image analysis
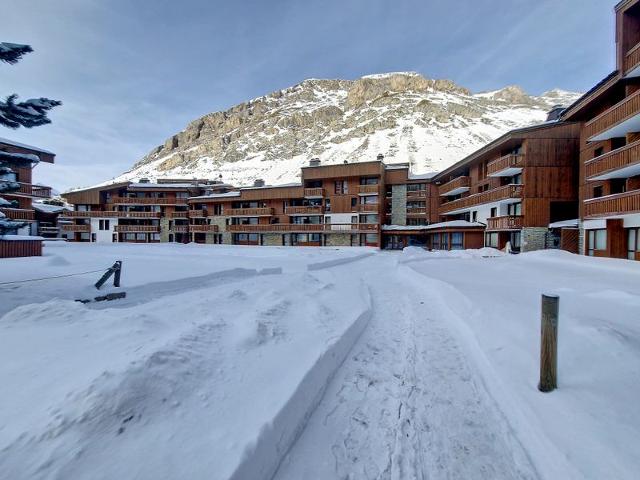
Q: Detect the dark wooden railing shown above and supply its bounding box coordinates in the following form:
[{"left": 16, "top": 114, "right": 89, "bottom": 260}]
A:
[
  {"left": 486, "top": 215, "right": 524, "bottom": 230},
  {"left": 226, "top": 207, "right": 274, "bottom": 216},
  {"left": 584, "top": 89, "right": 640, "bottom": 139},
  {"left": 114, "top": 225, "right": 160, "bottom": 233},
  {"left": 61, "top": 224, "right": 90, "bottom": 232},
  {"left": 285, "top": 206, "right": 323, "bottom": 215},
  {"left": 439, "top": 176, "right": 470, "bottom": 196},
  {"left": 406, "top": 207, "right": 427, "bottom": 215},
  {"left": 0, "top": 207, "right": 34, "bottom": 220},
  {"left": 170, "top": 211, "right": 189, "bottom": 218},
  {"left": 358, "top": 184, "right": 379, "bottom": 194},
  {"left": 357, "top": 204, "right": 378, "bottom": 213},
  {"left": 228, "top": 223, "right": 378, "bottom": 233},
  {"left": 189, "top": 224, "right": 219, "bottom": 232},
  {"left": 171, "top": 225, "right": 189, "bottom": 233},
  {"left": 625, "top": 42, "right": 640, "bottom": 74},
  {"left": 487, "top": 154, "right": 524, "bottom": 176},
  {"left": 188, "top": 209, "right": 207, "bottom": 218},
  {"left": 440, "top": 184, "right": 523, "bottom": 214},
  {"left": 109, "top": 196, "right": 185, "bottom": 205},
  {"left": 304, "top": 188, "right": 324, "bottom": 197},
  {"left": 585, "top": 140, "right": 640, "bottom": 179},
  {"left": 583, "top": 189, "right": 640, "bottom": 218},
  {"left": 60, "top": 210, "right": 160, "bottom": 218}
]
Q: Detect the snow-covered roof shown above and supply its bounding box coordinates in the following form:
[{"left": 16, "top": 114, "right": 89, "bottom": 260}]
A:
[
  {"left": 240, "top": 182, "right": 302, "bottom": 191},
  {"left": 190, "top": 191, "right": 241, "bottom": 200},
  {"left": 408, "top": 171, "right": 438, "bottom": 180},
  {"left": 0, "top": 137, "right": 54, "bottom": 155},
  {"left": 382, "top": 225, "right": 431, "bottom": 231},
  {"left": 32, "top": 203, "right": 70, "bottom": 214},
  {"left": 383, "top": 220, "right": 484, "bottom": 232},
  {"left": 0, "top": 235, "right": 44, "bottom": 241},
  {"left": 0, "top": 151, "right": 40, "bottom": 164},
  {"left": 549, "top": 219, "right": 579, "bottom": 229},
  {"left": 128, "top": 182, "right": 199, "bottom": 189}
]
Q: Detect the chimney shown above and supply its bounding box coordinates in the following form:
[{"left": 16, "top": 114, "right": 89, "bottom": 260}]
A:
[
  {"left": 139, "top": 177, "right": 150, "bottom": 183},
  {"left": 546, "top": 105, "right": 564, "bottom": 122},
  {"left": 309, "top": 158, "right": 321, "bottom": 167},
  {"left": 253, "top": 178, "right": 265, "bottom": 187},
  {"left": 377, "top": 153, "right": 384, "bottom": 162}
]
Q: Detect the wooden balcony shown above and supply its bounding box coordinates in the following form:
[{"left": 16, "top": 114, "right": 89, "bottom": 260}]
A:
[
  {"left": 487, "top": 154, "right": 524, "bottom": 177},
  {"left": 61, "top": 224, "right": 90, "bottom": 232},
  {"left": 406, "top": 207, "right": 427, "bottom": 216},
  {"left": 358, "top": 184, "right": 379, "bottom": 194},
  {"left": 440, "top": 184, "right": 524, "bottom": 215},
  {"left": 583, "top": 189, "right": 640, "bottom": 218},
  {"left": 585, "top": 140, "right": 640, "bottom": 180},
  {"left": 189, "top": 224, "right": 219, "bottom": 233},
  {"left": 228, "top": 223, "right": 377, "bottom": 233},
  {"left": 357, "top": 204, "right": 378, "bottom": 213},
  {"left": 625, "top": 42, "right": 640, "bottom": 74},
  {"left": 188, "top": 209, "right": 207, "bottom": 218},
  {"left": 304, "top": 188, "right": 324, "bottom": 198},
  {"left": 6, "top": 182, "right": 52, "bottom": 198},
  {"left": 285, "top": 205, "right": 323, "bottom": 215},
  {"left": 0, "top": 207, "right": 34, "bottom": 220},
  {"left": 108, "top": 196, "right": 186, "bottom": 205},
  {"left": 114, "top": 225, "right": 160, "bottom": 233},
  {"left": 486, "top": 215, "right": 524, "bottom": 231},
  {"left": 584, "top": 89, "right": 640, "bottom": 140},
  {"left": 171, "top": 226, "right": 189, "bottom": 233},
  {"left": 406, "top": 189, "right": 427, "bottom": 198},
  {"left": 226, "top": 207, "right": 274, "bottom": 217},
  {"left": 439, "top": 176, "right": 470, "bottom": 196},
  {"left": 170, "top": 211, "right": 189, "bottom": 218},
  {"left": 60, "top": 210, "right": 160, "bottom": 218}
]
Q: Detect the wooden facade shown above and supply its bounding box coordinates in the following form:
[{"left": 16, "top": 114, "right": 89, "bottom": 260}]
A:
[{"left": 561, "top": 0, "right": 640, "bottom": 259}]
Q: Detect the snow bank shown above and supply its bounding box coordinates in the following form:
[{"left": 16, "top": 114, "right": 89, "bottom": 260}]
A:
[
  {"left": 307, "top": 251, "right": 374, "bottom": 271},
  {"left": 399, "top": 246, "right": 504, "bottom": 263}
]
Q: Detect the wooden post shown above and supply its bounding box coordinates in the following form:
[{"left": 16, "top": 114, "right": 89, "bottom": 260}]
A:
[
  {"left": 538, "top": 294, "right": 559, "bottom": 392},
  {"left": 113, "top": 260, "right": 122, "bottom": 287}
]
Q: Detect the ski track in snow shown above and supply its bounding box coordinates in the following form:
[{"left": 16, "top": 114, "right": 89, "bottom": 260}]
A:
[{"left": 274, "top": 255, "right": 538, "bottom": 480}]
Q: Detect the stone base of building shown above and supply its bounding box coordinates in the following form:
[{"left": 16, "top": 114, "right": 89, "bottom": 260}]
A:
[
  {"left": 521, "top": 227, "right": 548, "bottom": 252},
  {"left": 325, "top": 232, "right": 352, "bottom": 247}
]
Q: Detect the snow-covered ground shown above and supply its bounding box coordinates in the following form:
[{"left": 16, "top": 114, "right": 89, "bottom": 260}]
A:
[{"left": 1, "top": 243, "right": 639, "bottom": 479}]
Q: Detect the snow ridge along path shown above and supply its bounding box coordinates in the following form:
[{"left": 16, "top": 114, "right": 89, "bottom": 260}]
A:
[{"left": 274, "top": 254, "right": 538, "bottom": 480}]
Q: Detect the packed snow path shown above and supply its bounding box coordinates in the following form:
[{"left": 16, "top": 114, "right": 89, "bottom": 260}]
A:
[{"left": 274, "top": 255, "right": 538, "bottom": 479}]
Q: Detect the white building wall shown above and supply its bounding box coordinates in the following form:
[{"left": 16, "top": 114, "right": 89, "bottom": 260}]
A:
[{"left": 90, "top": 218, "right": 118, "bottom": 243}]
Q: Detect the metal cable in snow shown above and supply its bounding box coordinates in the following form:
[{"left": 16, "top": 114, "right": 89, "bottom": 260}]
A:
[{"left": 0, "top": 269, "right": 106, "bottom": 286}]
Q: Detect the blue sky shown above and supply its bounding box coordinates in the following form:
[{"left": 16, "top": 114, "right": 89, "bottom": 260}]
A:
[{"left": 1, "top": 0, "right": 619, "bottom": 191}]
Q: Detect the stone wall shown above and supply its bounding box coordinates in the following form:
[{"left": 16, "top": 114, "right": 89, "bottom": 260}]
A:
[
  {"left": 325, "top": 232, "right": 352, "bottom": 247},
  {"left": 262, "top": 233, "right": 283, "bottom": 246},
  {"left": 578, "top": 221, "right": 585, "bottom": 255},
  {"left": 160, "top": 218, "right": 170, "bottom": 242},
  {"left": 210, "top": 216, "right": 232, "bottom": 244},
  {"left": 521, "top": 227, "right": 548, "bottom": 252},
  {"left": 391, "top": 184, "right": 407, "bottom": 225}
]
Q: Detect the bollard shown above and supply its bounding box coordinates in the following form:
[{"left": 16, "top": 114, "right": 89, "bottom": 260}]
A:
[
  {"left": 114, "top": 260, "right": 122, "bottom": 287},
  {"left": 538, "top": 294, "right": 559, "bottom": 392}
]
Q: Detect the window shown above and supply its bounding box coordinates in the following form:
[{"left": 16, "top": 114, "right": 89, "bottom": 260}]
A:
[
  {"left": 587, "top": 229, "right": 607, "bottom": 256},
  {"left": 364, "top": 233, "right": 378, "bottom": 244},
  {"left": 593, "top": 185, "right": 604, "bottom": 198},
  {"left": 508, "top": 203, "right": 522, "bottom": 216},
  {"left": 485, "top": 232, "right": 499, "bottom": 248},
  {"left": 471, "top": 211, "right": 478, "bottom": 222},
  {"left": 334, "top": 180, "right": 348, "bottom": 194},
  {"left": 594, "top": 146, "right": 604, "bottom": 158},
  {"left": 407, "top": 183, "right": 426, "bottom": 192},
  {"left": 610, "top": 178, "right": 627, "bottom": 194},
  {"left": 490, "top": 207, "right": 498, "bottom": 218},
  {"left": 361, "top": 195, "right": 379, "bottom": 204},
  {"left": 451, "top": 232, "right": 463, "bottom": 250},
  {"left": 628, "top": 228, "right": 639, "bottom": 260},
  {"left": 176, "top": 192, "right": 188, "bottom": 198},
  {"left": 360, "top": 214, "right": 378, "bottom": 224},
  {"left": 360, "top": 177, "right": 378, "bottom": 185},
  {"left": 406, "top": 218, "right": 427, "bottom": 226},
  {"left": 512, "top": 173, "right": 522, "bottom": 185},
  {"left": 351, "top": 197, "right": 358, "bottom": 208},
  {"left": 99, "top": 220, "right": 110, "bottom": 231},
  {"left": 324, "top": 198, "right": 331, "bottom": 212}
]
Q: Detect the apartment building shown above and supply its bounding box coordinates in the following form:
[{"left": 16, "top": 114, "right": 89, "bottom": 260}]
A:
[
  {"left": 432, "top": 121, "right": 580, "bottom": 253},
  {"left": 561, "top": 0, "right": 640, "bottom": 260},
  {"left": 189, "top": 159, "right": 384, "bottom": 247},
  {"left": 0, "top": 137, "right": 54, "bottom": 233},
  {"left": 60, "top": 179, "right": 231, "bottom": 243}
]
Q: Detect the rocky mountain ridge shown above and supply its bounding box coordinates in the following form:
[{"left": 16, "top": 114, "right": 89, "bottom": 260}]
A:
[{"left": 113, "top": 72, "right": 581, "bottom": 187}]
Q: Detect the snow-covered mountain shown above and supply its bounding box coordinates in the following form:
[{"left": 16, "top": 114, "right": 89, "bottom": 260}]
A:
[{"left": 115, "top": 72, "right": 580, "bottom": 186}]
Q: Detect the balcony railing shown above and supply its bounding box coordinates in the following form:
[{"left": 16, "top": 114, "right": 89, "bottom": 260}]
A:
[
  {"left": 439, "top": 176, "right": 470, "bottom": 196},
  {"left": 0, "top": 207, "right": 34, "bottom": 220},
  {"left": 358, "top": 184, "right": 379, "bottom": 194},
  {"left": 584, "top": 89, "right": 640, "bottom": 140},
  {"left": 487, "top": 154, "right": 524, "bottom": 177},
  {"left": 285, "top": 205, "right": 323, "bottom": 215},
  {"left": 304, "top": 188, "right": 324, "bottom": 198},
  {"left": 440, "top": 184, "right": 523, "bottom": 215},
  {"left": 188, "top": 209, "right": 207, "bottom": 218},
  {"left": 189, "top": 224, "right": 219, "bottom": 233},
  {"left": 226, "top": 207, "right": 274, "bottom": 216},
  {"left": 114, "top": 225, "right": 160, "bottom": 233},
  {"left": 60, "top": 210, "right": 160, "bottom": 218},
  {"left": 108, "top": 196, "right": 187, "bottom": 205},
  {"left": 6, "top": 182, "right": 52, "bottom": 198},
  {"left": 170, "top": 211, "right": 189, "bottom": 218},
  {"left": 357, "top": 204, "right": 378, "bottom": 213},
  {"left": 406, "top": 189, "right": 427, "bottom": 198},
  {"left": 585, "top": 140, "right": 640, "bottom": 180},
  {"left": 625, "top": 42, "right": 640, "bottom": 74},
  {"left": 171, "top": 226, "right": 189, "bottom": 233},
  {"left": 583, "top": 189, "right": 640, "bottom": 218},
  {"left": 406, "top": 207, "right": 427, "bottom": 215},
  {"left": 61, "top": 224, "right": 90, "bottom": 232},
  {"left": 486, "top": 215, "right": 524, "bottom": 231},
  {"left": 228, "top": 223, "right": 377, "bottom": 233}
]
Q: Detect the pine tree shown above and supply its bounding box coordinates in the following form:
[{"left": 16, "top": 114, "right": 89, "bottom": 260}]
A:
[{"left": 0, "top": 42, "right": 61, "bottom": 129}]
